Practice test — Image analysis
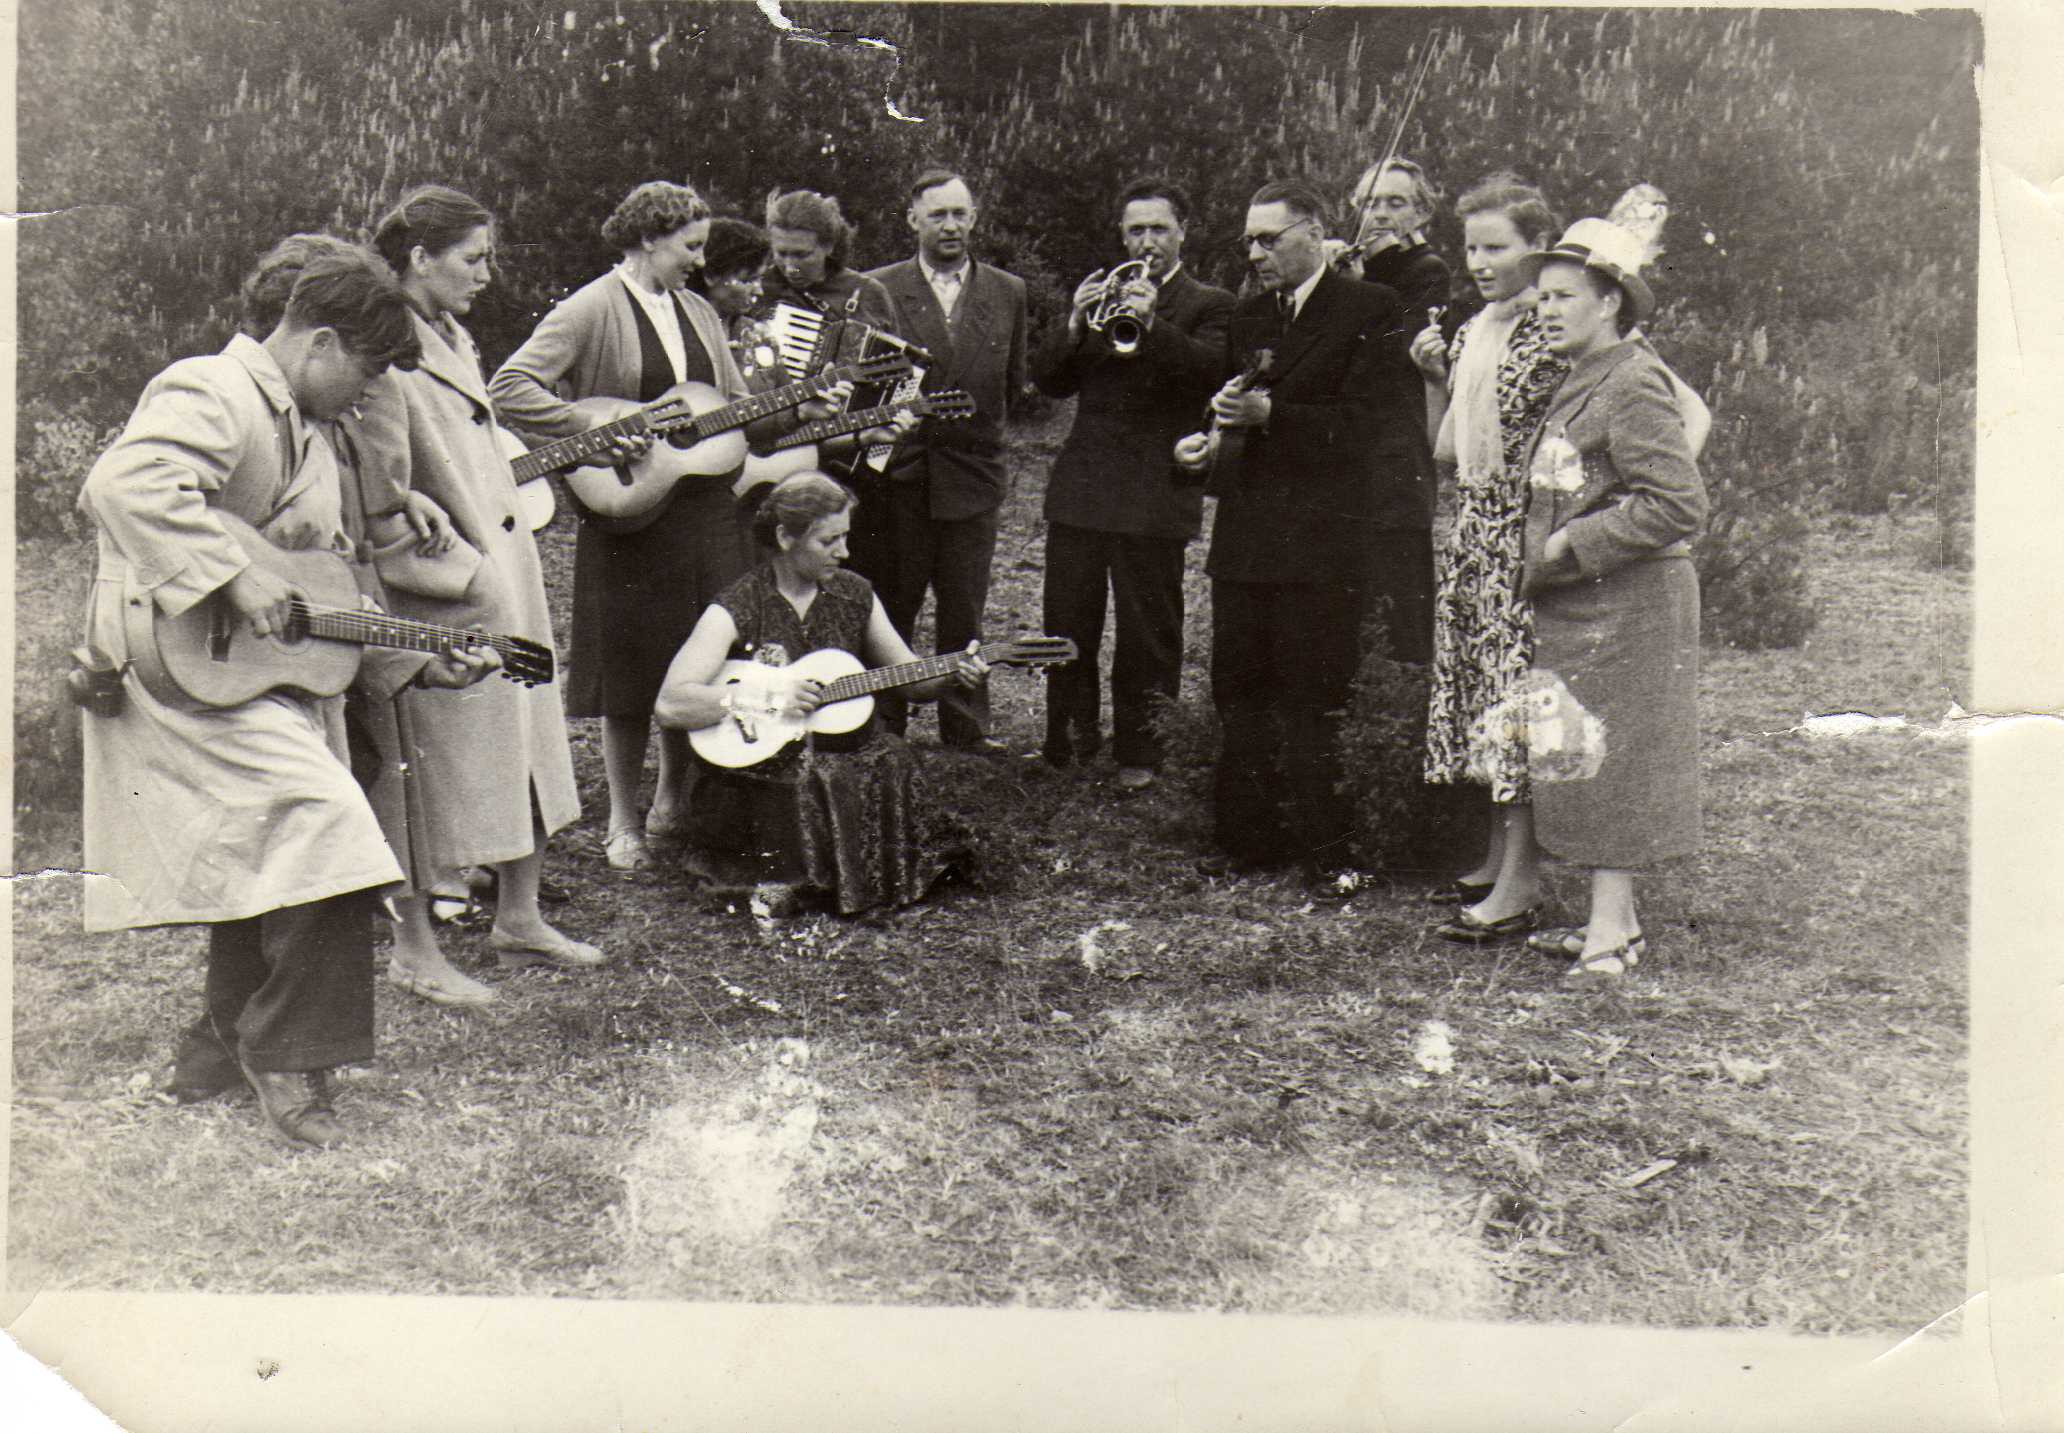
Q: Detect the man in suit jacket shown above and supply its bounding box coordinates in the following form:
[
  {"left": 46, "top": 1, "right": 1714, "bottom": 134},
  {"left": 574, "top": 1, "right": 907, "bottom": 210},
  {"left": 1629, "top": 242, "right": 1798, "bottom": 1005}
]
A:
[
  {"left": 1032, "top": 177, "right": 1233, "bottom": 791},
  {"left": 1189, "top": 179, "right": 1433, "bottom": 888},
  {"left": 864, "top": 168, "right": 1029, "bottom": 751}
]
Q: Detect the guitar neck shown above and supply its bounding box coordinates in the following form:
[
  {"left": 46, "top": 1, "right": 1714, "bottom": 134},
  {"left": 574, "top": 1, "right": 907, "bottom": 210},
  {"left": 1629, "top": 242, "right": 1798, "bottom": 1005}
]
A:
[
  {"left": 296, "top": 603, "right": 520, "bottom": 661},
  {"left": 690, "top": 364, "right": 873, "bottom": 443},
  {"left": 818, "top": 640, "right": 1017, "bottom": 705},
  {"left": 509, "top": 410, "right": 656, "bottom": 482},
  {"left": 769, "top": 401, "right": 923, "bottom": 454}
]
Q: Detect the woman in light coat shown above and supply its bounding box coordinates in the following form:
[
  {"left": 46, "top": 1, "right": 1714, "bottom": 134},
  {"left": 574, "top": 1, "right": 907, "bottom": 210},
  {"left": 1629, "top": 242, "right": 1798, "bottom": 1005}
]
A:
[
  {"left": 1514, "top": 218, "right": 1709, "bottom": 984},
  {"left": 350, "top": 185, "right": 598, "bottom": 1006}
]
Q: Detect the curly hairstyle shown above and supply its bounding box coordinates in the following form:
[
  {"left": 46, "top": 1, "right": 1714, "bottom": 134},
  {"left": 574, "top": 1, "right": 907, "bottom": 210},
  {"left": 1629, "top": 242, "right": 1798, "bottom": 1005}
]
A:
[
  {"left": 701, "top": 216, "right": 770, "bottom": 281},
  {"left": 600, "top": 181, "right": 710, "bottom": 252},
  {"left": 1454, "top": 172, "right": 1561, "bottom": 250},
  {"left": 240, "top": 232, "right": 357, "bottom": 338},
  {"left": 764, "top": 188, "right": 852, "bottom": 269},
  {"left": 750, "top": 471, "right": 856, "bottom": 551},
  {"left": 372, "top": 184, "right": 493, "bottom": 274}
]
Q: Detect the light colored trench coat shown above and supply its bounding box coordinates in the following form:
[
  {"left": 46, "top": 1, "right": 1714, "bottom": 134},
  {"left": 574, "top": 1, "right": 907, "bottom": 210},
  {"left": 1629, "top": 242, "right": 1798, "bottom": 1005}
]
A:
[
  {"left": 342, "top": 311, "right": 579, "bottom": 872},
  {"left": 78, "top": 335, "right": 412, "bottom": 931}
]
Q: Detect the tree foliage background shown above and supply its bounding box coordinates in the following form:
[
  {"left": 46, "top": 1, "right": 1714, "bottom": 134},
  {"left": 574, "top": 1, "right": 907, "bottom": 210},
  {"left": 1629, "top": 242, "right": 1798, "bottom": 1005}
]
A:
[{"left": 19, "top": 0, "right": 1979, "bottom": 631}]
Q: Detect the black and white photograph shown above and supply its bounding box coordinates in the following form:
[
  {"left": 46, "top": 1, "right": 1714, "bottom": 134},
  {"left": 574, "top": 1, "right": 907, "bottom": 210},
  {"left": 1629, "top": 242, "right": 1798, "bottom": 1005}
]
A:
[{"left": 6, "top": 1, "right": 2057, "bottom": 1427}]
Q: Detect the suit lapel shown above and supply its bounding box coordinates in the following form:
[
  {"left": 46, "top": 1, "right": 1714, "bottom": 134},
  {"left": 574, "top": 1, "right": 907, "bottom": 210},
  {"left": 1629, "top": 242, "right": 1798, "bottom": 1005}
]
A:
[
  {"left": 949, "top": 265, "right": 997, "bottom": 377},
  {"left": 887, "top": 261, "right": 956, "bottom": 375},
  {"left": 1259, "top": 269, "right": 1342, "bottom": 386}
]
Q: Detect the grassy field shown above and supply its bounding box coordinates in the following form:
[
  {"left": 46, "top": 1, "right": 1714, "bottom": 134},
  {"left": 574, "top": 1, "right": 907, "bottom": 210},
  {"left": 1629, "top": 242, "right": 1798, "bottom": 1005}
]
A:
[{"left": 9, "top": 405, "right": 1967, "bottom": 1332}]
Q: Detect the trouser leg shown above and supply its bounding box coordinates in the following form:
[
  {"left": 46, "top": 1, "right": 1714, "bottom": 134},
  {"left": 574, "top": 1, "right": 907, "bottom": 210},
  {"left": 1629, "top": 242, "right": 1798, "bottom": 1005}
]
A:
[
  {"left": 1279, "top": 581, "right": 1370, "bottom": 871},
  {"left": 873, "top": 478, "right": 938, "bottom": 738},
  {"left": 933, "top": 507, "right": 1001, "bottom": 747},
  {"left": 1210, "top": 580, "right": 1287, "bottom": 859},
  {"left": 223, "top": 889, "right": 381, "bottom": 1073},
  {"left": 1109, "top": 533, "right": 1186, "bottom": 769},
  {"left": 1041, "top": 523, "right": 1109, "bottom": 765}
]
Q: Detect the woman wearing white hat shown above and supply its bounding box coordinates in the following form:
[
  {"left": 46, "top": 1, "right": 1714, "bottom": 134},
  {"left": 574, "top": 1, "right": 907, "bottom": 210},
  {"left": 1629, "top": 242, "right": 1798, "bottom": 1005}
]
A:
[{"left": 1507, "top": 214, "right": 1709, "bottom": 984}]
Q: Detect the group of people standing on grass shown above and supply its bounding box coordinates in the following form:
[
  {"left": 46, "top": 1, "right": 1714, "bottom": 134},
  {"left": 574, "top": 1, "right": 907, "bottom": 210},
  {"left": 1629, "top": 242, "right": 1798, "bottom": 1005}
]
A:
[{"left": 74, "top": 151, "right": 1707, "bottom": 1151}]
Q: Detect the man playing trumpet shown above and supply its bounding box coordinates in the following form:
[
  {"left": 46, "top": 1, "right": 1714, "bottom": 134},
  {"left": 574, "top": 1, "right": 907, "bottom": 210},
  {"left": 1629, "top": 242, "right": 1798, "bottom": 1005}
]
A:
[{"left": 1031, "top": 178, "right": 1233, "bottom": 792}]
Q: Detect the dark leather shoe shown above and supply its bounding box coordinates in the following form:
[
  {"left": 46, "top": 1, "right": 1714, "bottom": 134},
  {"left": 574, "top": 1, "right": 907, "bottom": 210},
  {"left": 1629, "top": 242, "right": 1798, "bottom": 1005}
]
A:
[
  {"left": 948, "top": 736, "right": 1012, "bottom": 757},
  {"left": 1196, "top": 850, "right": 1286, "bottom": 878},
  {"left": 238, "top": 1058, "right": 347, "bottom": 1149}
]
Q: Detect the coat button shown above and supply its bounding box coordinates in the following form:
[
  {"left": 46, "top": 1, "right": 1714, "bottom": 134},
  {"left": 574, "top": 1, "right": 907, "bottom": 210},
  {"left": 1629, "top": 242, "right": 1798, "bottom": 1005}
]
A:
[{"left": 502, "top": 514, "right": 516, "bottom": 531}]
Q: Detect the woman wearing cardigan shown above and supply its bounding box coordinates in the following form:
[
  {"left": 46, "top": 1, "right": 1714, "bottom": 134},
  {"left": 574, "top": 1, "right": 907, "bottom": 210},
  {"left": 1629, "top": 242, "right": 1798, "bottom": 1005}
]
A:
[
  {"left": 489, "top": 182, "right": 767, "bottom": 872},
  {"left": 1512, "top": 217, "right": 1709, "bottom": 984},
  {"left": 352, "top": 185, "right": 598, "bottom": 1004}
]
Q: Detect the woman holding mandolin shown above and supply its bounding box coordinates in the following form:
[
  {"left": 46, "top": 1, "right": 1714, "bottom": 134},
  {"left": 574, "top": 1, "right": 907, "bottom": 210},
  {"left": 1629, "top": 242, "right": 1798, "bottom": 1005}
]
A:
[
  {"left": 490, "top": 182, "right": 836, "bottom": 872},
  {"left": 351, "top": 184, "right": 600, "bottom": 1004},
  {"left": 654, "top": 472, "right": 987, "bottom": 916}
]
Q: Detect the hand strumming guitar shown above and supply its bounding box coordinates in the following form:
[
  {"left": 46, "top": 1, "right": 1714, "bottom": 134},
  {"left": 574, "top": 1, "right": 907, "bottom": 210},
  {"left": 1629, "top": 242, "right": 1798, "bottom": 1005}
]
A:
[{"left": 224, "top": 565, "right": 303, "bottom": 640}]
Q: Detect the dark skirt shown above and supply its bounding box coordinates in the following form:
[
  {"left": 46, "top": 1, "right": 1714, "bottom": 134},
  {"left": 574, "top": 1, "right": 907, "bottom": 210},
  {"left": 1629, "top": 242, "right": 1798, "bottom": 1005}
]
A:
[
  {"left": 687, "top": 730, "right": 951, "bottom": 915},
  {"left": 1529, "top": 555, "right": 1701, "bottom": 869},
  {"left": 566, "top": 476, "right": 755, "bottom": 719}
]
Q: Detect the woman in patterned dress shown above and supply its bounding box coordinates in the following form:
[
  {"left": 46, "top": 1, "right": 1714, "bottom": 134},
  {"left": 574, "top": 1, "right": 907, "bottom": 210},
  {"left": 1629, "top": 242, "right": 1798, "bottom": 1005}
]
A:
[
  {"left": 1405, "top": 175, "right": 1567, "bottom": 942},
  {"left": 653, "top": 473, "right": 985, "bottom": 915}
]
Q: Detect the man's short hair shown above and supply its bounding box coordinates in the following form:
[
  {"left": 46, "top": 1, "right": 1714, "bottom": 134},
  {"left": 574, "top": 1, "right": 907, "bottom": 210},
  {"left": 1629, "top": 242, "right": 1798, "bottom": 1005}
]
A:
[
  {"left": 1117, "top": 177, "right": 1191, "bottom": 226},
  {"left": 1248, "top": 179, "right": 1330, "bottom": 231},
  {"left": 282, "top": 245, "right": 421, "bottom": 371},
  {"left": 908, "top": 167, "right": 972, "bottom": 206}
]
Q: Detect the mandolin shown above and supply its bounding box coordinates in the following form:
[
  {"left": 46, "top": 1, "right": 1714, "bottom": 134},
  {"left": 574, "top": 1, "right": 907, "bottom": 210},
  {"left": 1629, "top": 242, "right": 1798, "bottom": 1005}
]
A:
[
  {"left": 732, "top": 391, "right": 976, "bottom": 499},
  {"left": 688, "top": 635, "right": 1077, "bottom": 769},
  {"left": 1201, "top": 348, "right": 1273, "bottom": 497},
  {"left": 515, "top": 353, "right": 911, "bottom": 533},
  {"left": 125, "top": 511, "right": 553, "bottom": 710}
]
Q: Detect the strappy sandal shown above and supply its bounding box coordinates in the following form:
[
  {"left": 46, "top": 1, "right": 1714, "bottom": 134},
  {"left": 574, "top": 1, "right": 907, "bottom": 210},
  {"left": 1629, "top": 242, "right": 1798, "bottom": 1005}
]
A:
[
  {"left": 1433, "top": 906, "right": 1540, "bottom": 944},
  {"left": 488, "top": 930, "right": 609, "bottom": 971},
  {"left": 1426, "top": 878, "right": 1495, "bottom": 907},
  {"left": 605, "top": 829, "right": 653, "bottom": 871},
  {"left": 1561, "top": 936, "right": 1646, "bottom": 987},
  {"left": 387, "top": 962, "right": 498, "bottom": 1008},
  {"left": 1525, "top": 926, "right": 1586, "bottom": 958}
]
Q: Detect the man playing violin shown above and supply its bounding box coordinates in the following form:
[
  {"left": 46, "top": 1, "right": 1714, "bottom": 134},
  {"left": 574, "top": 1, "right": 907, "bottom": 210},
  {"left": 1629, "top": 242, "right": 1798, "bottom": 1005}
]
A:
[{"left": 1032, "top": 177, "right": 1233, "bottom": 793}]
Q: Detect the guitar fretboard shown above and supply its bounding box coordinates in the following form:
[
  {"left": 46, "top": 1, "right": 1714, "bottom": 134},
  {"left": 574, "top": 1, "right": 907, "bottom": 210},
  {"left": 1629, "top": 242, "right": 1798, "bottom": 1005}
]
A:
[
  {"left": 294, "top": 603, "right": 531, "bottom": 663},
  {"left": 770, "top": 399, "right": 942, "bottom": 453},
  {"left": 817, "top": 640, "right": 1021, "bottom": 705},
  {"left": 508, "top": 358, "right": 905, "bottom": 481}
]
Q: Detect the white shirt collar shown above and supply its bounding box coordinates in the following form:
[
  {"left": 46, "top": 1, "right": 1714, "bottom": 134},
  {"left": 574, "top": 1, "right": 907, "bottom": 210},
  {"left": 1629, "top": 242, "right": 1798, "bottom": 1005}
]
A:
[{"left": 1287, "top": 264, "right": 1324, "bottom": 320}]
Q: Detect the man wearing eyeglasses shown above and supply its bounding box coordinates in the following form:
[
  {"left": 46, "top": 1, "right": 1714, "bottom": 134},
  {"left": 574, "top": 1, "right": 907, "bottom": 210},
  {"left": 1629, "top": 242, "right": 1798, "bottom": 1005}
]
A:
[{"left": 1190, "top": 178, "right": 1431, "bottom": 892}]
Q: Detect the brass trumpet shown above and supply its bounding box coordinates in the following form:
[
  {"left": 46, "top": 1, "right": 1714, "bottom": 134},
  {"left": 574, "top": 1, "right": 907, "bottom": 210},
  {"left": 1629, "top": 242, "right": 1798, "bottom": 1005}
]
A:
[{"left": 1085, "top": 257, "right": 1158, "bottom": 356}]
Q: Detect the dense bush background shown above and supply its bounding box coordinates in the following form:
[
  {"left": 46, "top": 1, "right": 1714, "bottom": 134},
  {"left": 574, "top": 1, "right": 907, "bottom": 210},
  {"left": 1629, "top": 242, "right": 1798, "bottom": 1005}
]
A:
[{"left": 17, "top": 2, "right": 1979, "bottom": 845}]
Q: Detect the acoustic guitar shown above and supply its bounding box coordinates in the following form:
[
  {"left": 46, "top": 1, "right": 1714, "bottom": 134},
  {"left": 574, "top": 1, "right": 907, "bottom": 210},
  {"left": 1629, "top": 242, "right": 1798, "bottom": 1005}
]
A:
[
  {"left": 125, "top": 510, "right": 553, "bottom": 710},
  {"left": 511, "top": 353, "right": 911, "bottom": 533},
  {"left": 732, "top": 391, "right": 976, "bottom": 499},
  {"left": 688, "top": 635, "right": 1078, "bottom": 769}
]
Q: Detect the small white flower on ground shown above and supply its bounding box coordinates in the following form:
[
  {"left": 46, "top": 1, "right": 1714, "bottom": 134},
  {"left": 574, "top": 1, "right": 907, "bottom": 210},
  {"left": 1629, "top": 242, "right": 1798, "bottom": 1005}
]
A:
[{"left": 1412, "top": 1020, "right": 1457, "bottom": 1076}]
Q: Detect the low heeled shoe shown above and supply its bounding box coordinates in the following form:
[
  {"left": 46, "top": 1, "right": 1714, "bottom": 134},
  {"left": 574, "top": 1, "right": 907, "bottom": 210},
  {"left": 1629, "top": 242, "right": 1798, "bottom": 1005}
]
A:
[
  {"left": 237, "top": 1058, "right": 346, "bottom": 1149},
  {"left": 1433, "top": 906, "right": 1541, "bottom": 944}
]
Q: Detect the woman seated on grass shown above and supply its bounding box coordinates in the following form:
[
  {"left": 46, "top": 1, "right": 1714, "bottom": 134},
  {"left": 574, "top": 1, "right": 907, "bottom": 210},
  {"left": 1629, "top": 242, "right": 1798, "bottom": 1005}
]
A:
[{"left": 654, "top": 472, "right": 985, "bottom": 915}]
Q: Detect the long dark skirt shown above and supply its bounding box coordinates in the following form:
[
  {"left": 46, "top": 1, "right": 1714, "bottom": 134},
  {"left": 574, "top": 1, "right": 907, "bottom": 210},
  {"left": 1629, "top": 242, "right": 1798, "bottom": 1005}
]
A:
[
  {"left": 687, "top": 731, "right": 952, "bottom": 915},
  {"left": 1528, "top": 555, "right": 1701, "bottom": 869},
  {"left": 566, "top": 475, "right": 754, "bottom": 719}
]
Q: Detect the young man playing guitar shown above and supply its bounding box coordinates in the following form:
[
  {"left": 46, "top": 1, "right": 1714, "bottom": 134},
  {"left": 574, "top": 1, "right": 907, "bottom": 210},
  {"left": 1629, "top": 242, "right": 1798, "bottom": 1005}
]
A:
[{"left": 79, "top": 244, "right": 501, "bottom": 1148}]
